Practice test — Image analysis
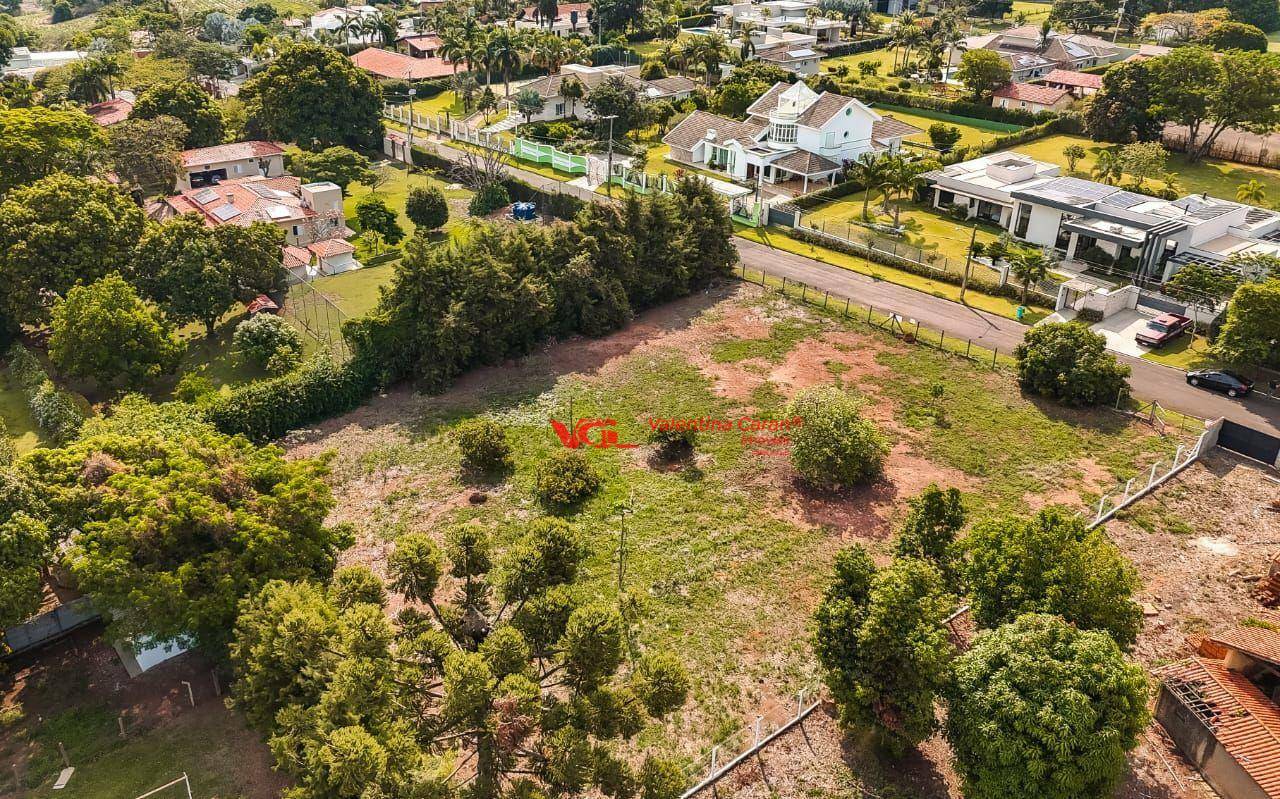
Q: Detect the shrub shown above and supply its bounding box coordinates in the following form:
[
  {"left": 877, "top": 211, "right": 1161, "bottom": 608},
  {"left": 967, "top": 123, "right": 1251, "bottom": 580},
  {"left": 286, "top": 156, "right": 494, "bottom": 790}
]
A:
[
  {"left": 896, "top": 79, "right": 912, "bottom": 90},
  {"left": 468, "top": 182, "right": 511, "bottom": 216},
  {"left": 454, "top": 418, "right": 513, "bottom": 474},
  {"left": 174, "top": 372, "right": 218, "bottom": 404},
  {"left": 206, "top": 356, "right": 378, "bottom": 441},
  {"left": 233, "top": 314, "right": 304, "bottom": 372},
  {"left": 6, "top": 345, "right": 45, "bottom": 392},
  {"left": 354, "top": 193, "right": 404, "bottom": 244},
  {"left": 1075, "top": 307, "right": 1104, "bottom": 323},
  {"left": 405, "top": 185, "right": 449, "bottom": 231},
  {"left": 534, "top": 449, "right": 600, "bottom": 508},
  {"left": 787, "top": 387, "right": 887, "bottom": 489},
  {"left": 647, "top": 425, "right": 696, "bottom": 459},
  {"left": 1014, "top": 322, "right": 1130, "bottom": 406},
  {"left": 29, "top": 380, "right": 85, "bottom": 443},
  {"left": 927, "top": 123, "right": 962, "bottom": 152}
]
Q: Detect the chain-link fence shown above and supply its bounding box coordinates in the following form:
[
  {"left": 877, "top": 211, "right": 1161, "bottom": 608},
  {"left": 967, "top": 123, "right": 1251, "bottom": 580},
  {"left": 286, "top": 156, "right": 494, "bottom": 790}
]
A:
[{"left": 283, "top": 272, "right": 352, "bottom": 364}]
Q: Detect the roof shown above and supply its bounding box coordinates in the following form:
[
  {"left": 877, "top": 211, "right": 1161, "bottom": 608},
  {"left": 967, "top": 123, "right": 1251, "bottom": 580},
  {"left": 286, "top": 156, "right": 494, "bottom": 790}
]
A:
[
  {"left": 1208, "top": 623, "right": 1280, "bottom": 668},
  {"left": 1040, "top": 68, "right": 1103, "bottom": 89},
  {"left": 662, "top": 109, "right": 766, "bottom": 150},
  {"left": 871, "top": 115, "right": 922, "bottom": 143},
  {"left": 244, "top": 294, "right": 279, "bottom": 314},
  {"left": 757, "top": 46, "right": 820, "bottom": 63},
  {"left": 398, "top": 34, "right": 442, "bottom": 49},
  {"left": 644, "top": 75, "right": 697, "bottom": 96},
  {"left": 745, "top": 80, "right": 864, "bottom": 128},
  {"left": 992, "top": 82, "right": 1072, "bottom": 106},
  {"left": 520, "top": 1, "right": 589, "bottom": 22},
  {"left": 85, "top": 98, "right": 132, "bottom": 126},
  {"left": 164, "top": 175, "right": 315, "bottom": 228},
  {"left": 772, "top": 149, "right": 840, "bottom": 175},
  {"left": 1159, "top": 657, "right": 1280, "bottom": 798},
  {"left": 181, "top": 140, "right": 284, "bottom": 168},
  {"left": 349, "top": 47, "right": 454, "bottom": 80},
  {"left": 522, "top": 66, "right": 649, "bottom": 99},
  {"left": 283, "top": 239, "right": 356, "bottom": 268}
]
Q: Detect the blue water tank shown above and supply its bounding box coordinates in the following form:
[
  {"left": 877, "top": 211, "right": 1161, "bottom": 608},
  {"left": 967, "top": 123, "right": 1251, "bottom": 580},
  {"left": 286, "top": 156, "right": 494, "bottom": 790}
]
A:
[{"left": 511, "top": 202, "right": 536, "bottom": 221}]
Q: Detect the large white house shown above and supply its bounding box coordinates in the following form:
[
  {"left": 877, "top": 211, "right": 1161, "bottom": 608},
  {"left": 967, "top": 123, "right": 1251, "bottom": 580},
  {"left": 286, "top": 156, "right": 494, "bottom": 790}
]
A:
[
  {"left": 923, "top": 151, "right": 1280, "bottom": 282},
  {"left": 712, "top": 0, "right": 844, "bottom": 45},
  {"left": 2, "top": 47, "right": 86, "bottom": 80},
  {"left": 662, "top": 80, "right": 920, "bottom": 193},
  {"left": 306, "top": 5, "right": 382, "bottom": 41}
]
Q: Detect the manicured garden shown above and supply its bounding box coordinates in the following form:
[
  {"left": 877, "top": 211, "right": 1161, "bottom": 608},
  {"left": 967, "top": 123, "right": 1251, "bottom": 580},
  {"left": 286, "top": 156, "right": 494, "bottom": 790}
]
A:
[
  {"left": 870, "top": 104, "right": 1019, "bottom": 150},
  {"left": 804, "top": 193, "right": 1007, "bottom": 267}
]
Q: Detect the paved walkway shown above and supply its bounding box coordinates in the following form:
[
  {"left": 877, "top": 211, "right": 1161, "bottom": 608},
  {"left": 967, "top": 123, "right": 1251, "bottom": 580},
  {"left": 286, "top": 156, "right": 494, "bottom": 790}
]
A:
[{"left": 423, "top": 137, "right": 1280, "bottom": 436}]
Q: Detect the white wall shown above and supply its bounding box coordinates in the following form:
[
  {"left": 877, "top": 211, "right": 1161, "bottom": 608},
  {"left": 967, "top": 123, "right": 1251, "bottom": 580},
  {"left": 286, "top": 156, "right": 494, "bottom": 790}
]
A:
[{"left": 1023, "top": 205, "right": 1063, "bottom": 247}]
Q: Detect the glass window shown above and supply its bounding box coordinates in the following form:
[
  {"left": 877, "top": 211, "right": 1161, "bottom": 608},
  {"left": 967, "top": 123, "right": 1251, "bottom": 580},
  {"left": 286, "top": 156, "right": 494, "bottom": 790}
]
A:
[{"left": 772, "top": 123, "right": 796, "bottom": 143}]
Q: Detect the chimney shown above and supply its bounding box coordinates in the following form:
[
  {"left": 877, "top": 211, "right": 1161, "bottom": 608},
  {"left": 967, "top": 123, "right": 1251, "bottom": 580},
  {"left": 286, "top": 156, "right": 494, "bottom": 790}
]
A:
[{"left": 225, "top": 191, "right": 234, "bottom": 204}]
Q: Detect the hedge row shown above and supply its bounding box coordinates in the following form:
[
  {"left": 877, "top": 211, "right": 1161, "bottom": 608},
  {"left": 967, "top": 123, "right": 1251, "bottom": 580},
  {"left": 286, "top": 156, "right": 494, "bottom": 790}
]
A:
[
  {"left": 4, "top": 344, "right": 87, "bottom": 444},
  {"left": 788, "top": 226, "right": 1050, "bottom": 305},
  {"left": 839, "top": 84, "right": 1060, "bottom": 127},
  {"left": 818, "top": 35, "right": 893, "bottom": 58},
  {"left": 205, "top": 355, "right": 379, "bottom": 442}
]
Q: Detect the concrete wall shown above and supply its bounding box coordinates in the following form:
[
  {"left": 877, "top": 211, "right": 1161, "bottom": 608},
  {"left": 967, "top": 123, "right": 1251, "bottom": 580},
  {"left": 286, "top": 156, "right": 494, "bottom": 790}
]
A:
[
  {"left": 1156, "top": 686, "right": 1270, "bottom": 799},
  {"left": 1023, "top": 205, "right": 1063, "bottom": 247}
]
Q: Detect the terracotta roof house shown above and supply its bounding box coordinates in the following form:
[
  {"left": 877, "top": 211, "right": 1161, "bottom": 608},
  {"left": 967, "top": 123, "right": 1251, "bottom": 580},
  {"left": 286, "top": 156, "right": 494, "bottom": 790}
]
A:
[
  {"left": 991, "top": 82, "right": 1074, "bottom": 114},
  {"left": 1036, "top": 68, "right": 1103, "bottom": 97},
  {"left": 350, "top": 47, "right": 454, "bottom": 80},
  {"left": 396, "top": 33, "right": 443, "bottom": 58},
  {"left": 1156, "top": 620, "right": 1280, "bottom": 799},
  {"left": 662, "top": 80, "right": 920, "bottom": 195},
  {"left": 85, "top": 97, "right": 133, "bottom": 126},
  {"left": 150, "top": 176, "right": 360, "bottom": 281},
  {"left": 951, "top": 25, "right": 1129, "bottom": 81},
  {"left": 755, "top": 45, "right": 822, "bottom": 77},
  {"left": 178, "top": 140, "right": 286, "bottom": 190},
  {"left": 517, "top": 64, "right": 696, "bottom": 123}
]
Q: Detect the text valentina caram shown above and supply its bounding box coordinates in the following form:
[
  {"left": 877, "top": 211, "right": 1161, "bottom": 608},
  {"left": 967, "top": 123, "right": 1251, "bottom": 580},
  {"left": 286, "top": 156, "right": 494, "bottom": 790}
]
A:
[{"left": 644, "top": 416, "right": 804, "bottom": 432}]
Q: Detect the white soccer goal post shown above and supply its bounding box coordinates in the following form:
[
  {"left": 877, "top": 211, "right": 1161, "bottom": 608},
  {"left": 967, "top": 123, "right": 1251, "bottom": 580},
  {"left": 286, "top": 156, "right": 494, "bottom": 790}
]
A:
[{"left": 133, "top": 773, "right": 193, "bottom": 799}]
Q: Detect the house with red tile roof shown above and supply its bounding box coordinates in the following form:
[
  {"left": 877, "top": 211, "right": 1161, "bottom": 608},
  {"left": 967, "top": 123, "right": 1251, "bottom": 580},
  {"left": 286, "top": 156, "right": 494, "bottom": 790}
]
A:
[
  {"left": 85, "top": 97, "right": 133, "bottom": 126},
  {"left": 991, "top": 82, "right": 1074, "bottom": 114},
  {"left": 350, "top": 47, "right": 454, "bottom": 80},
  {"left": 1156, "top": 617, "right": 1280, "bottom": 799},
  {"left": 1035, "top": 68, "right": 1103, "bottom": 97},
  {"left": 510, "top": 2, "right": 591, "bottom": 36},
  {"left": 149, "top": 175, "right": 360, "bottom": 280},
  {"left": 178, "top": 140, "right": 286, "bottom": 190}
]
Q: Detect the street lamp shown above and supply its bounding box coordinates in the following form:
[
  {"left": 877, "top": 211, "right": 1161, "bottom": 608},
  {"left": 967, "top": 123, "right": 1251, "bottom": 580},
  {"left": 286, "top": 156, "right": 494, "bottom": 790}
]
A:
[
  {"left": 601, "top": 114, "right": 618, "bottom": 196},
  {"left": 406, "top": 85, "right": 417, "bottom": 155}
]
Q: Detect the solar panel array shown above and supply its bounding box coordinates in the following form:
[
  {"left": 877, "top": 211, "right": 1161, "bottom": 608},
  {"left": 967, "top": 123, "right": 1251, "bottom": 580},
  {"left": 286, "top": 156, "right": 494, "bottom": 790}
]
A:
[{"left": 211, "top": 204, "right": 242, "bottom": 221}]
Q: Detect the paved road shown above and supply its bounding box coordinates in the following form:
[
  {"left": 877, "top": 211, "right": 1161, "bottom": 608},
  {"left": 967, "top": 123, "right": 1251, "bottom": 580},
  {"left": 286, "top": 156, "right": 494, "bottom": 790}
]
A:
[{"left": 425, "top": 138, "right": 1280, "bottom": 436}]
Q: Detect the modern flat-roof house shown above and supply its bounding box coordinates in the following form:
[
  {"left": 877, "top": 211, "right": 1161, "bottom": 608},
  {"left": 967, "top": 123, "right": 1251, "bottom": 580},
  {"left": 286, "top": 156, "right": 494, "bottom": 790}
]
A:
[
  {"left": 150, "top": 176, "right": 359, "bottom": 280},
  {"left": 2, "top": 47, "right": 86, "bottom": 80},
  {"left": 712, "top": 0, "right": 844, "bottom": 46},
  {"left": 508, "top": 1, "right": 592, "bottom": 36},
  {"left": 951, "top": 26, "right": 1128, "bottom": 81},
  {"left": 1156, "top": 619, "right": 1280, "bottom": 799},
  {"left": 1035, "top": 68, "right": 1103, "bottom": 97},
  {"left": 518, "top": 64, "right": 697, "bottom": 123},
  {"left": 991, "top": 82, "right": 1073, "bottom": 114},
  {"left": 662, "top": 80, "right": 920, "bottom": 194},
  {"left": 924, "top": 151, "right": 1280, "bottom": 281},
  {"left": 307, "top": 5, "right": 381, "bottom": 41},
  {"left": 178, "top": 141, "right": 286, "bottom": 190}
]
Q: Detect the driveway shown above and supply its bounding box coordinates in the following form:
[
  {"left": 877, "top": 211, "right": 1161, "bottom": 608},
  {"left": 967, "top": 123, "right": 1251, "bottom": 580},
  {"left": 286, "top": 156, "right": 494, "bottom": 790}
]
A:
[{"left": 1089, "top": 310, "right": 1153, "bottom": 358}]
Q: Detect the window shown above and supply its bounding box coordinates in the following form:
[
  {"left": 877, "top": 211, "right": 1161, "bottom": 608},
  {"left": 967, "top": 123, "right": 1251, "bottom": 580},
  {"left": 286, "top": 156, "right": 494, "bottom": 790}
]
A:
[
  {"left": 1013, "top": 203, "right": 1031, "bottom": 237},
  {"left": 555, "top": 102, "right": 565, "bottom": 116},
  {"left": 771, "top": 123, "right": 797, "bottom": 143},
  {"left": 292, "top": 225, "right": 300, "bottom": 236},
  {"left": 822, "top": 131, "right": 837, "bottom": 148}
]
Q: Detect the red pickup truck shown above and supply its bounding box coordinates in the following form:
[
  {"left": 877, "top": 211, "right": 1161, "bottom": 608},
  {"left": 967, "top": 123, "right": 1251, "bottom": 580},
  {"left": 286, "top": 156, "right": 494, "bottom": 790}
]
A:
[{"left": 1135, "top": 313, "right": 1192, "bottom": 348}]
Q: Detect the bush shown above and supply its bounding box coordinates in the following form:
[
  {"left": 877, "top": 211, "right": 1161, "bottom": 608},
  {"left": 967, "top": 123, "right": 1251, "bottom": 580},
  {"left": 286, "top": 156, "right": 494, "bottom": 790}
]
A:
[
  {"left": 354, "top": 194, "right": 404, "bottom": 244},
  {"left": 29, "top": 380, "right": 85, "bottom": 443},
  {"left": 1075, "top": 307, "right": 1103, "bottom": 323},
  {"left": 454, "top": 418, "right": 513, "bottom": 474},
  {"left": 534, "top": 449, "right": 600, "bottom": 508},
  {"left": 1014, "top": 322, "right": 1130, "bottom": 406},
  {"left": 206, "top": 355, "right": 378, "bottom": 441},
  {"left": 6, "top": 345, "right": 45, "bottom": 392},
  {"left": 405, "top": 185, "right": 449, "bottom": 231},
  {"left": 174, "top": 372, "right": 218, "bottom": 404},
  {"left": 787, "top": 387, "right": 887, "bottom": 489},
  {"left": 647, "top": 425, "right": 696, "bottom": 459},
  {"left": 233, "top": 314, "right": 304, "bottom": 372},
  {"left": 469, "top": 182, "right": 511, "bottom": 216},
  {"left": 927, "top": 123, "right": 962, "bottom": 152}
]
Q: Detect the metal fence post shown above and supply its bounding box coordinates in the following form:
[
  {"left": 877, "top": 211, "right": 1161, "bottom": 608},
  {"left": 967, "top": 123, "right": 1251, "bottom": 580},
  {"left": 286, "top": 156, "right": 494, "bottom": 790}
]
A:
[
  {"left": 823, "top": 291, "right": 829, "bottom": 309},
  {"left": 844, "top": 297, "right": 850, "bottom": 317},
  {"left": 966, "top": 339, "right": 972, "bottom": 358},
  {"left": 866, "top": 305, "right": 873, "bottom": 323}
]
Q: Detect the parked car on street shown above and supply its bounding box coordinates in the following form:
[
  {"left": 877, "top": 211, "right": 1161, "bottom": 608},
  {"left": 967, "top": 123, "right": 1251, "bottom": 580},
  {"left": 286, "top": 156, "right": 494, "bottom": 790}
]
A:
[
  {"left": 1186, "top": 370, "right": 1254, "bottom": 398},
  {"left": 1135, "top": 313, "right": 1191, "bottom": 348}
]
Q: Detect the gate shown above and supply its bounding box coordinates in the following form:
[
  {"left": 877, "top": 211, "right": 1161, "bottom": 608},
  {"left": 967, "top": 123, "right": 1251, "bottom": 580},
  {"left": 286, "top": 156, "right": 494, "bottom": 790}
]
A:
[{"left": 1217, "top": 419, "right": 1280, "bottom": 466}]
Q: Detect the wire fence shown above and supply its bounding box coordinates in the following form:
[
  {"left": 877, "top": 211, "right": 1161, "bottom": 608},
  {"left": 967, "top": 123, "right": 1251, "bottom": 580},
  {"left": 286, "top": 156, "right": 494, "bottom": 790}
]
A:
[{"left": 283, "top": 271, "right": 353, "bottom": 364}]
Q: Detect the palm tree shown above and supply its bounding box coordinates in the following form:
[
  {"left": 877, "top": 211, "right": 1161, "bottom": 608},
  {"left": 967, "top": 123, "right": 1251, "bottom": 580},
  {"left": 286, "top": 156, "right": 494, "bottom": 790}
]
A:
[
  {"left": 1237, "top": 179, "right": 1267, "bottom": 205},
  {"left": 737, "top": 20, "right": 758, "bottom": 60},
  {"left": 1010, "top": 248, "right": 1052, "bottom": 303},
  {"left": 847, "top": 152, "right": 890, "bottom": 220},
  {"left": 561, "top": 75, "right": 585, "bottom": 116},
  {"left": 359, "top": 16, "right": 380, "bottom": 47},
  {"left": 658, "top": 14, "right": 679, "bottom": 38},
  {"left": 1036, "top": 19, "right": 1052, "bottom": 51},
  {"left": 488, "top": 29, "right": 522, "bottom": 97},
  {"left": 660, "top": 40, "right": 687, "bottom": 73},
  {"left": 1092, "top": 149, "right": 1123, "bottom": 184},
  {"left": 439, "top": 28, "right": 467, "bottom": 76},
  {"left": 884, "top": 156, "right": 921, "bottom": 226},
  {"left": 376, "top": 11, "right": 398, "bottom": 47},
  {"left": 689, "top": 30, "right": 729, "bottom": 85}
]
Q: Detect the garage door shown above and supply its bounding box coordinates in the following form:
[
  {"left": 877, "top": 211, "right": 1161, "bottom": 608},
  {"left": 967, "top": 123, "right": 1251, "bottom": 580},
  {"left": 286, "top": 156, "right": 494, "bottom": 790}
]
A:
[{"left": 1218, "top": 419, "right": 1280, "bottom": 465}]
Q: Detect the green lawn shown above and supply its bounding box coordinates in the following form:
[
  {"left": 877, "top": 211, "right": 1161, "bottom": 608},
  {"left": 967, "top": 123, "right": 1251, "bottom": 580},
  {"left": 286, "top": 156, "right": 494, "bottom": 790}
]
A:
[
  {"left": 1008, "top": 0, "right": 1053, "bottom": 19},
  {"left": 345, "top": 160, "right": 474, "bottom": 239},
  {"left": 735, "top": 224, "right": 1051, "bottom": 322},
  {"left": 1014, "top": 134, "right": 1280, "bottom": 208},
  {"left": 0, "top": 376, "right": 41, "bottom": 454},
  {"left": 871, "top": 104, "right": 1018, "bottom": 150},
  {"left": 629, "top": 39, "right": 671, "bottom": 60},
  {"left": 1269, "top": 30, "right": 1280, "bottom": 51},
  {"left": 821, "top": 45, "right": 899, "bottom": 77},
  {"left": 291, "top": 261, "right": 399, "bottom": 320},
  {"left": 410, "top": 90, "right": 468, "bottom": 120},
  {"left": 1140, "top": 332, "right": 1219, "bottom": 370}
]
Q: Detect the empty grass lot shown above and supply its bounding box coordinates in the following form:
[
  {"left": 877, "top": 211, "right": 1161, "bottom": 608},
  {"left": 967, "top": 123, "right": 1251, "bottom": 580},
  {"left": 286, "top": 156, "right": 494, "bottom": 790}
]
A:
[
  {"left": 871, "top": 104, "right": 1021, "bottom": 149},
  {"left": 804, "top": 193, "right": 1007, "bottom": 267}
]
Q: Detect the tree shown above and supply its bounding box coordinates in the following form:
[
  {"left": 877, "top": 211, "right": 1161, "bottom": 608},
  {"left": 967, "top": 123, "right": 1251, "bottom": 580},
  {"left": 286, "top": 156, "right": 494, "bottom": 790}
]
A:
[
  {"left": 1084, "top": 59, "right": 1163, "bottom": 143},
  {"left": 233, "top": 313, "right": 303, "bottom": 373},
  {"left": 0, "top": 469, "right": 52, "bottom": 631},
  {"left": 130, "top": 214, "right": 286, "bottom": 335},
  {"left": 846, "top": 151, "right": 891, "bottom": 220},
  {"left": 285, "top": 146, "right": 375, "bottom": 194},
  {"left": 240, "top": 43, "right": 383, "bottom": 149},
  {"left": 24, "top": 423, "right": 350, "bottom": 654},
  {"left": 946, "top": 614, "right": 1149, "bottom": 799},
  {"left": 514, "top": 86, "right": 545, "bottom": 124},
  {"left": 355, "top": 194, "right": 405, "bottom": 245},
  {"left": 1227, "top": 0, "right": 1280, "bottom": 33},
  {"left": 229, "top": 518, "right": 688, "bottom": 799},
  {"left": 1151, "top": 47, "right": 1280, "bottom": 162},
  {"left": 787, "top": 386, "right": 887, "bottom": 489},
  {"left": 1014, "top": 322, "right": 1131, "bottom": 406},
  {"left": 1201, "top": 20, "right": 1269, "bottom": 51},
  {"left": 593, "top": 0, "right": 645, "bottom": 34},
  {"left": 561, "top": 75, "right": 585, "bottom": 117},
  {"left": 1237, "top": 178, "right": 1268, "bottom": 204},
  {"left": 132, "top": 81, "right": 224, "bottom": 147},
  {"left": 813, "top": 547, "right": 955, "bottom": 754},
  {"left": 1114, "top": 140, "right": 1167, "bottom": 187},
  {"left": 927, "top": 122, "right": 961, "bottom": 151},
  {"left": 895, "top": 484, "right": 965, "bottom": 584},
  {"left": 1212, "top": 278, "right": 1280, "bottom": 368},
  {"left": 1062, "top": 143, "right": 1086, "bottom": 172},
  {"left": 955, "top": 49, "right": 1010, "bottom": 101},
  {"left": 1164, "top": 261, "right": 1238, "bottom": 333},
  {"left": 1008, "top": 247, "right": 1051, "bottom": 302},
  {"left": 967, "top": 508, "right": 1143, "bottom": 648},
  {"left": 819, "top": 0, "right": 872, "bottom": 38},
  {"left": 454, "top": 418, "right": 513, "bottom": 475},
  {"left": 0, "top": 174, "right": 145, "bottom": 327},
  {"left": 585, "top": 74, "right": 647, "bottom": 137},
  {"left": 1049, "top": 0, "right": 1107, "bottom": 31},
  {"left": 1225, "top": 250, "right": 1280, "bottom": 281},
  {"left": 405, "top": 185, "right": 449, "bottom": 231},
  {"left": 105, "top": 115, "right": 188, "bottom": 194},
  {"left": 49, "top": 274, "right": 180, "bottom": 387},
  {"left": 0, "top": 106, "right": 103, "bottom": 193}
]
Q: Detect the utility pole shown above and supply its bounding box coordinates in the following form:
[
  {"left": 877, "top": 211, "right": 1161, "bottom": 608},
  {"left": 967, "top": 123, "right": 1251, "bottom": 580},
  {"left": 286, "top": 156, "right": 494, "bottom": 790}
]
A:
[
  {"left": 960, "top": 222, "right": 977, "bottom": 303},
  {"left": 405, "top": 85, "right": 417, "bottom": 155},
  {"left": 602, "top": 114, "right": 617, "bottom": 197},
  {"left": 1111, "top": 0, "right": 1127, "bottom": 42}
]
